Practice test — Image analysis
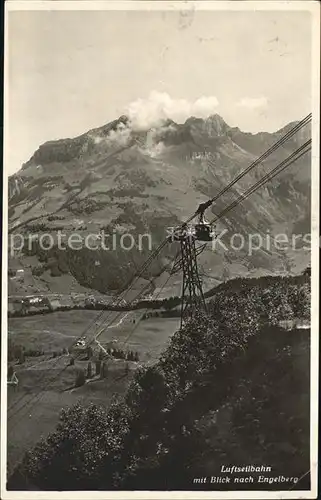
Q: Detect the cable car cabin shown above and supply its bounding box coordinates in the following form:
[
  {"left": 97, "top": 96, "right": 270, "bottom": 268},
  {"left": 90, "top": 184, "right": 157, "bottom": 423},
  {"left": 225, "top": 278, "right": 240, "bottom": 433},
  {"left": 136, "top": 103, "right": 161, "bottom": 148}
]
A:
[{"left": 194, "top": 223, "right": 214, "bottom": 242}]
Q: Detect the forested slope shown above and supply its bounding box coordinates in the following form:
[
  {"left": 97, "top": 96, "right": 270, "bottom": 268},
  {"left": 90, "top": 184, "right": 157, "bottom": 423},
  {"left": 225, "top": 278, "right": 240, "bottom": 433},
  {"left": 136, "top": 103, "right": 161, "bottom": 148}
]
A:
[{"left": 8, "top": 274, "right": 310, "bottom": 491}]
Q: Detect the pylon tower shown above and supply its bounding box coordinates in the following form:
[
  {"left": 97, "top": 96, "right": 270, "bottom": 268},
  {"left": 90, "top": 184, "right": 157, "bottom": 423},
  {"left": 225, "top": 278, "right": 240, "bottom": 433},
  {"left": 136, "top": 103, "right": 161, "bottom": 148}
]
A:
[
  {"left": 179, "top": 235, "right": 207, "bottom": 326},
  {"left": 168, "top": 214, "right": 214, "bottom": 327}
]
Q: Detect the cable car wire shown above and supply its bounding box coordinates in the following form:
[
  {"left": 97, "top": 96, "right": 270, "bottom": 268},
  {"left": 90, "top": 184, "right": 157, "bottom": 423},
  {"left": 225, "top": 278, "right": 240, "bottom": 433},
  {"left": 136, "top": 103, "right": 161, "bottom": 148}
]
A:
[
  {"left": 7, "top": 114, "right": 311, "bottom": 423},
  {"left": 184, "top": 113, "right": 311, "bottom": 225},
  {"left": 210, "top": 139, "right": 311, "bottom": 224}
]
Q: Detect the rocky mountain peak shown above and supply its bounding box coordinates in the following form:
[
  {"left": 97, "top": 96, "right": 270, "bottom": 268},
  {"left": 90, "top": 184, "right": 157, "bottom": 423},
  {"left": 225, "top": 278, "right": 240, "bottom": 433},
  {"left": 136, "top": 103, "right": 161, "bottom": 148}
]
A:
[{"left": 184, "top": 113, "right": 230, "bottom": 138}]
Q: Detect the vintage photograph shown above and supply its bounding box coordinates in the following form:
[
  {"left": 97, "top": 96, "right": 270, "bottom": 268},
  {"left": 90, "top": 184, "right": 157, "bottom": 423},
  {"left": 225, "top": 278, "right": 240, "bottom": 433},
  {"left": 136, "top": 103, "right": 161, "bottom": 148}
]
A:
[{"left": 2, "top": 1, "right": 319, "bottom": 498}]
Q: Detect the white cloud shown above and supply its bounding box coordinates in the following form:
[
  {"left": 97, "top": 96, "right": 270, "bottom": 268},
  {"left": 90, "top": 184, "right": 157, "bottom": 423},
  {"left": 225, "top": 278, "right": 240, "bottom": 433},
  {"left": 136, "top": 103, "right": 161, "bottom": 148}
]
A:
[
  {"left": 90, "top": 135, "right": 103, "bottom": 145},
  {"left": 106, "top": 122, "right": 131, "bottom": 146},
  {"left": 139, "top": 138, "right": 166, "bottom": 158},
  {"left": 90, "top": 122, "right": 132, "bottom": 148},
  {"left": 90, "top": 92, "right": 220, "bottom": 151},
  {"left": 126, "top": 91, "right": 219, "bottom": 131},
  {"left": 236, "top": 97, "right": 268, "bottom": 109},
  {"left": 136, "top": 126, "right": 168, "bottom": 158}
]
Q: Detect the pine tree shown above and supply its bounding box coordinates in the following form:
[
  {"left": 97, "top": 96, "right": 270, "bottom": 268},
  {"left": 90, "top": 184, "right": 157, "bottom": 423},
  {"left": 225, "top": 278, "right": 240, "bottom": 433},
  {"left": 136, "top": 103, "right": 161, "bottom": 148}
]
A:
[
  {"left": 100, "top": 361, "right": 108, "bottom": 379},
  {"left": 19, "top": 350, "right": 25, "bottom": 364},
  {"left": 222, "top": 267, "right": 229, "bottom": 282},
  {"left": 86, "top": 346, "right": 93, "bottom": 360},
  {"left": 95, "top": 360, "right": 101, "bottom": 376},
  {"left": 75, "top": 369, "right": 86, "bottom": 387}
]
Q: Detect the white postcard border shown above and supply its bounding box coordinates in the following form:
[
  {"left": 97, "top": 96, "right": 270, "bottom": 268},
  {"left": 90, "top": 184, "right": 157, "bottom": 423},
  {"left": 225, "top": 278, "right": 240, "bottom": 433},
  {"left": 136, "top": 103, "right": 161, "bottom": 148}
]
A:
[{"left": 1, "top": 1, "right": 319, "bottom": 499}]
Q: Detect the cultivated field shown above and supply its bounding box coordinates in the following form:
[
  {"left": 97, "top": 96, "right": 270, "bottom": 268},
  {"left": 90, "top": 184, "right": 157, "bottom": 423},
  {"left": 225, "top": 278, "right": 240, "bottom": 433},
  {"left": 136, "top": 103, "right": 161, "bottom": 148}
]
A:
[
  {"left": 8, "top": 309, "right": 180, "bottom": 359},
  {"left": 7, "top": 311, "right": 180, "bottom": 474}
]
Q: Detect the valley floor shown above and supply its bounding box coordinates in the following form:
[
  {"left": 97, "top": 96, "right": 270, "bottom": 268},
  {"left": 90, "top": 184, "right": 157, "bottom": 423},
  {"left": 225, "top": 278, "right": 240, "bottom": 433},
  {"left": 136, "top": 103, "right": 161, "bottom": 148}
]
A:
[{"left": 7, "top": 312, "right": 180, "bottom": 474}]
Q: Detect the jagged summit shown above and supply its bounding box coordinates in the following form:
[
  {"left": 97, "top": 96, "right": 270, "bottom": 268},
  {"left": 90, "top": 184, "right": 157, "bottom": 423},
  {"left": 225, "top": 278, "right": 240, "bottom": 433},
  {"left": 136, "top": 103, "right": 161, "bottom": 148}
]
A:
[
  {"left": 186, "top": 113, "right": 228, "bottom": 128},
  {"left": 90, "top": 114, "right": 129, "bottom": 136},
  {"left": 184, "top": 114, "right": 230, "bottom": 139}
]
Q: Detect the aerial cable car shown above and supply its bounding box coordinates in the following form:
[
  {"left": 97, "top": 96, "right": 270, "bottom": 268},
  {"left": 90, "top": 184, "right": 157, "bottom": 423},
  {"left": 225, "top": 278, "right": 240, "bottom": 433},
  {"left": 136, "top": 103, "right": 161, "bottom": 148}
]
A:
[
  {"left": 167, "top": 199, "right": 215, "bottom": 243},
  {"left": 194, "top": 200, "right": 215, "bottom": 242}
]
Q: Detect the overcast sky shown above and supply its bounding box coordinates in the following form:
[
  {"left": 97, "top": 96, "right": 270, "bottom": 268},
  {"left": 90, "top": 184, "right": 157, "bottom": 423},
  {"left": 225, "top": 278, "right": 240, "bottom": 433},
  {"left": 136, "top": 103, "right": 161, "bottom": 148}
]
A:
[{"left": 7, "top": 8, "right": 312, "bottom": 175}]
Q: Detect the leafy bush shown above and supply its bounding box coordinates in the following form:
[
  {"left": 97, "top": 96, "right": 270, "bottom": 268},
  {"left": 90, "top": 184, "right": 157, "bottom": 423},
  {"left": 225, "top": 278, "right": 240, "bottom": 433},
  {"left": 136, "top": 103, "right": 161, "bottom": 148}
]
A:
[{"left": 31, "top": 265, "right": 46, "bottom": 277}]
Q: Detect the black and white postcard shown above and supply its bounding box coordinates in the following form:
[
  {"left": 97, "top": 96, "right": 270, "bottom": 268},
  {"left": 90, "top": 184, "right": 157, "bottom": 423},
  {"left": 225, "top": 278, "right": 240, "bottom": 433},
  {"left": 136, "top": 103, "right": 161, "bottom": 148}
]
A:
[{"left": 1, "top": 1, "right": 320, "bottom": 498}]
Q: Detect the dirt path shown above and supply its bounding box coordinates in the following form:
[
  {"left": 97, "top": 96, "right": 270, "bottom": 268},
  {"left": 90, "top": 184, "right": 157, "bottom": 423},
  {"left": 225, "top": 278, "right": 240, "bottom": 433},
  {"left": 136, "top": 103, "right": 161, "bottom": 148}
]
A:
[{"left": 94, "top": 312, "right": 131, "bottom": 353}]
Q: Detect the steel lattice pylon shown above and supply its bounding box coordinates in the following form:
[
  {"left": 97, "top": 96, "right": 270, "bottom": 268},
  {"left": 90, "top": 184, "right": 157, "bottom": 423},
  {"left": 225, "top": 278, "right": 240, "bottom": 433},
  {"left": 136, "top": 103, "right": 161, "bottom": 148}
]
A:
[{"left": 179, "top": 235, "right": 207, "bottom": 327}]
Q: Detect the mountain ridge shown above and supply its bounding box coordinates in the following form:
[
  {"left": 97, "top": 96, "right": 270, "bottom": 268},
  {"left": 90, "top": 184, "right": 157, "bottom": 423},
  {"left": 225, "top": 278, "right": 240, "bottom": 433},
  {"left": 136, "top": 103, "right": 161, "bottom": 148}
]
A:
[
  {"left": 10, "top": 113, "right": 307, "bottom": 176},
  {"left": 8, "top": 113, "right": 311, "bottom": 296}
]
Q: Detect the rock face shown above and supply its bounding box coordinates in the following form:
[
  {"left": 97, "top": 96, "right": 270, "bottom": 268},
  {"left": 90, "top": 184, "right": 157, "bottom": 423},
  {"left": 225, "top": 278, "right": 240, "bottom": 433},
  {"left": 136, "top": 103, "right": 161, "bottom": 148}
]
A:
[{"left": 7, "top": 114, "right": 311, "bottom": 296}]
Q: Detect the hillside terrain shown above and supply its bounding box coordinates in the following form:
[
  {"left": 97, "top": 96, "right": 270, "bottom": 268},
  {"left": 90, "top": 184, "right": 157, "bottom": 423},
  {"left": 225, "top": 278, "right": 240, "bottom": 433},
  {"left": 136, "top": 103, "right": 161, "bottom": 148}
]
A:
[
  {"left": 8, "top": 272, "right": 310, "bottom": 491},
  {"left": 8, "top": 114, "right": 311, "bottom": 296}
]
